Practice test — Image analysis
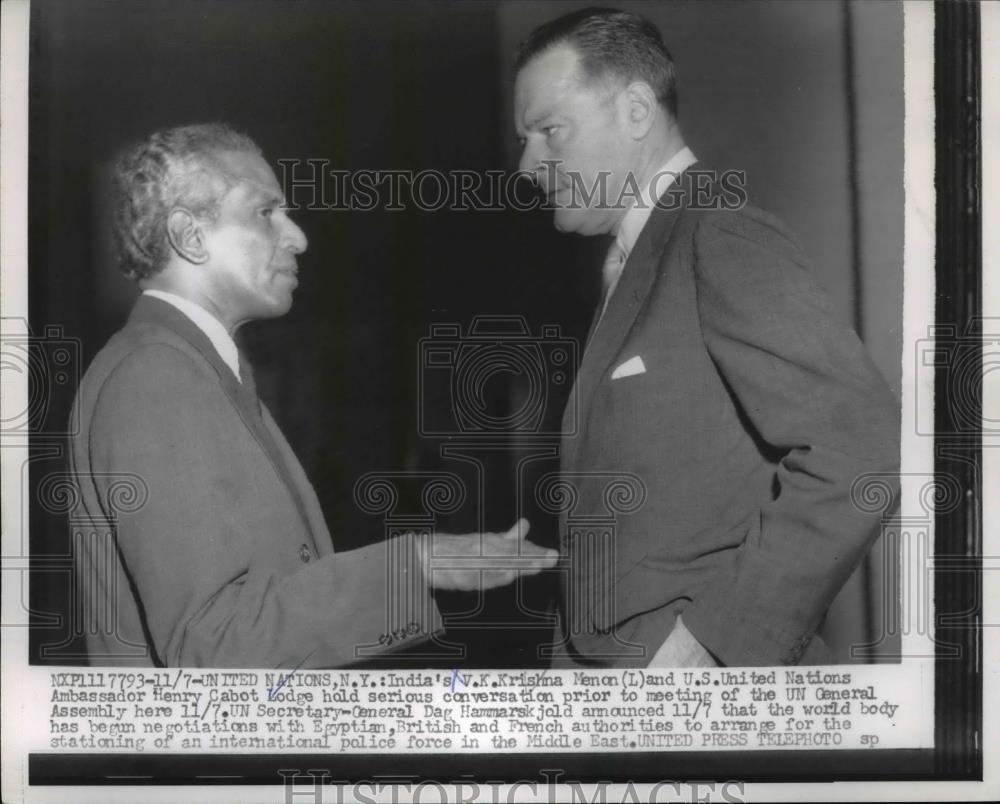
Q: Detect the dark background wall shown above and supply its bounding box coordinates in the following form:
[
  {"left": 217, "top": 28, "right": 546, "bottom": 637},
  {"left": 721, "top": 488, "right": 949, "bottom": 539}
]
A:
[{"left": 28, "top": 0, "right": 902, "bottom": 665}]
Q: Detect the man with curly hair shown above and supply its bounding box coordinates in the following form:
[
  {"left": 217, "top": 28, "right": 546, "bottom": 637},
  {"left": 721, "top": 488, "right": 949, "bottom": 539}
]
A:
[{"left": 69, "top": 123, "right": 555, "bottom": 668}]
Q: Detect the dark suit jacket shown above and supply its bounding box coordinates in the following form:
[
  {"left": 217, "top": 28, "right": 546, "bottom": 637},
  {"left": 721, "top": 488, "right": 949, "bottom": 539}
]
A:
[
  {"left": 69, "top": 295, "right": 440, "bottom": 667},
  {"left": 557, "top": 173, "right": 900, "bottom": 667}
]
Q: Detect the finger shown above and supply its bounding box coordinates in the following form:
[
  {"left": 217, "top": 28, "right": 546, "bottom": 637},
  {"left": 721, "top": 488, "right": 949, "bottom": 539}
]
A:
[
  {"left": 522, "top": 549, "right": 559, "bottom": 570},
  {"left": 483, "top": 551, "right": 558, "bottom": 571},
  {"left": 487, "top": 537, "right": 558, "bottom": 562},
  {"left": 433, "top": 552, "right": 558, "bottom": 578},
  {"left": 438, "top": 550, "right": 559, "bottom": 589},
  {"left": 521, "top": 540, "right": 558, "bottom": 558},
  {"left": 483, "top": 535, "right": 552, "bottom": 558},
  {"left": 479, "top": 554, "right": 557, "bottom": 586},
  {"left": 503, "top": 517, "right": 531, "bottom": 540}
]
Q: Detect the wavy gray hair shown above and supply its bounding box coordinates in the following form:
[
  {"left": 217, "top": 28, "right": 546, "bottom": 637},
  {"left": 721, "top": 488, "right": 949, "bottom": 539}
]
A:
[{"left": 111, "top": 123, "right": 261, "bottom": 280}]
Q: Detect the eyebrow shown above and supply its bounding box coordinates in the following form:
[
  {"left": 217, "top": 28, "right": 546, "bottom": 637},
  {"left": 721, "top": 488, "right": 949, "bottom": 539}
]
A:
[
  {"left": 242, "top": 183, "right": 285, "bottom": 206},
  {"left": 518, "top": 112, "right": 554, "bottom": 136}
]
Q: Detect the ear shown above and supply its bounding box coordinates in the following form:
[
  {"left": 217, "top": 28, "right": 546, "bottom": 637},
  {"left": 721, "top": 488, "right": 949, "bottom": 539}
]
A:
[
  {"left": 621, "top": 80, "right": 658, "bottom": 140},
  {"left": 166, "top": 207, "right": 210, "bottom": 265}
]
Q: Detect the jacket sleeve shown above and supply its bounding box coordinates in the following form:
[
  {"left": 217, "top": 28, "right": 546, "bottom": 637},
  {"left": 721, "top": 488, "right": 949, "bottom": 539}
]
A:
[
  {"left": 679, "top": 209, "right": 900, "bottom": 666},
  {"left": 88, "top": 344, "right": 441, "bottom": 668}
]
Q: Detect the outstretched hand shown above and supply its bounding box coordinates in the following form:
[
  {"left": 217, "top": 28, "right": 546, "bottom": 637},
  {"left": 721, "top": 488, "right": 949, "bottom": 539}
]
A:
[{"left": 419, "top": 518, "right": 557, "bottom": 591}]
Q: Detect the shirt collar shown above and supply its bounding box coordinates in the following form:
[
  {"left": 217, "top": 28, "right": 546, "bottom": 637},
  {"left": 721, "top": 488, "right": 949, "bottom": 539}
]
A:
[
  {"left": 616, "top": 146, "right": 698, "bottom": 258},
  {"left": 142, "top": 289, "right": 242, "bottom": 382}
]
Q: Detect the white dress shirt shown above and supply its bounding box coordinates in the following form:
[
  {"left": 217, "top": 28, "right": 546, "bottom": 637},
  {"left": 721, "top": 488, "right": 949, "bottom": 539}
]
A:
[
  {"left": 588, "top": 146, "right": 698, "bottom": 330},
  {"left": 598, "top": 146, "right": 698, "bottom": 316},
  {"left": 142, "top": 289, "right": 242, "bottom": 382},
  {"left": 615, "top": 145, "right": 698, "bottom": 260}
]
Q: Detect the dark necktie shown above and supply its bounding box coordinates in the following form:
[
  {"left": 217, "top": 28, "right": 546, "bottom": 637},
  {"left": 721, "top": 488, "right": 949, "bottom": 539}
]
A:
[{"left": 236, "top": 348, "right": 318, "bottom": 548}]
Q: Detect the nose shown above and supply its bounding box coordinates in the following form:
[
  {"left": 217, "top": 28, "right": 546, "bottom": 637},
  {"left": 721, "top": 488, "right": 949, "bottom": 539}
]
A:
[
  {"left": 518, "top": 138, "right": 540, "bottom": 180},
  {"left": 282, "top": 215, "right": 308, "bottom": 255}
]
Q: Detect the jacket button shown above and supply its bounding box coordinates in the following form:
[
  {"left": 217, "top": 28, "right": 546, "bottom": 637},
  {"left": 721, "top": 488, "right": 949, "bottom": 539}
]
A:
[{"left": 299, "top": 544, "right": 312, "bottom": 563}]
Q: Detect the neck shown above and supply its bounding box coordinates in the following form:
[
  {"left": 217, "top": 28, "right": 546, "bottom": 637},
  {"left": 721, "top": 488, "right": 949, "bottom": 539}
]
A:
[
  {"left": 630, "top": 123, "right": 687, "bottom": 194},
  {"left": 140, "top": 273, "right": 239, "bottom": 334}
]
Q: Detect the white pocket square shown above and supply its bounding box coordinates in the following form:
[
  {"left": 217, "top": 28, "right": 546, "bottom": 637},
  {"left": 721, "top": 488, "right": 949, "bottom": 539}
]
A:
[{"left": 611, "top": 355, "right": 646, "bottom": 380}]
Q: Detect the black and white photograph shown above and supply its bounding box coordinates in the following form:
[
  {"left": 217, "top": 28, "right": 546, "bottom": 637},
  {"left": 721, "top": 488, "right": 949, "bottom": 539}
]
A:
[{"left": 0, "top": 0, "right": 992, "bottom": 801}]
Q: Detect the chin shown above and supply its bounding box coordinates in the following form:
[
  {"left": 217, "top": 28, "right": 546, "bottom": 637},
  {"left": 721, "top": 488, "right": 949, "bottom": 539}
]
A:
[
  {"left": 258, "top": 297, "right": 294, "bottom": 320},
  {"left": 552, "top": 210, "right": 583, "bottom": 234},
  {"left": 552, "top": 209, "right": 612, "bottom": 237}
]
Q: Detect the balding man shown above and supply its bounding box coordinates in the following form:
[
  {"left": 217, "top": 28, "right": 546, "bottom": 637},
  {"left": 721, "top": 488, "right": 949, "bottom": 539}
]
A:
[{"left": 513, "top": 9, "right": 899, "bottom": 667}]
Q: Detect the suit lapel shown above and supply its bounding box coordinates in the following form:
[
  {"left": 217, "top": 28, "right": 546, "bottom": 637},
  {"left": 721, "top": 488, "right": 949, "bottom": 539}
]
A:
[
  {"left": 129, "top": 296, "right": 321, "bottom": 546},
  {"left": 129, "top": 296, "right": 267, "bottom": 441},
  {"left": 564, "top": 171, "right": 695, "bottom": 464}
]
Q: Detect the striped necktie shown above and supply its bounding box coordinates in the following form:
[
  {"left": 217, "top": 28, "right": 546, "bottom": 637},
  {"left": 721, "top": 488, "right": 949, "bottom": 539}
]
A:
[{"left": 596, "top": 236, "right": 627, "bottom": 325}]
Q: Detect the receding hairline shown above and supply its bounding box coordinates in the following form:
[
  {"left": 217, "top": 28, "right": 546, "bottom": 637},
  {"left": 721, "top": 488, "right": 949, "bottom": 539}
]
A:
[
  {"left": 514, "top": 9, "right": 679, "bottom": 117},
  {"left": 517, "top": 40, "right": 641, "bottom": 101},
  {"left": 184, "top": 147, "right": 285, "bottom": 208}
]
